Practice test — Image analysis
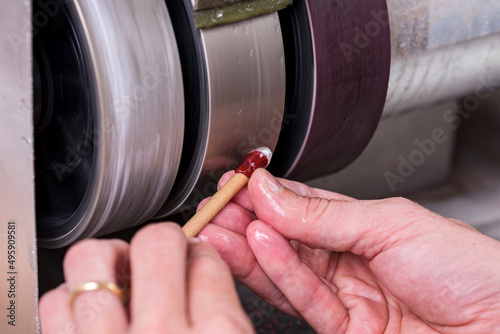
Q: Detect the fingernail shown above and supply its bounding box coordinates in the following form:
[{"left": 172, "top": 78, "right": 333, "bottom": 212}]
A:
[
  {"left": 264, "top": 174, "right": 282, "bottom": 194},
  {"left": 188, "top": 237, "right": 200, "bottom": 245}
]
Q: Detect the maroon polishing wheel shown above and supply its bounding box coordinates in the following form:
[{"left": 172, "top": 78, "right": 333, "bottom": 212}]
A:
[{"left": 271, "top": 0, "right": 391, "bottom": 181}]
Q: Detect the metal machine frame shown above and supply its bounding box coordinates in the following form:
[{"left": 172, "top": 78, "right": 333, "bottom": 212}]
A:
[{"left": 0, "top": 2, "right": 38, "bottom": 333}]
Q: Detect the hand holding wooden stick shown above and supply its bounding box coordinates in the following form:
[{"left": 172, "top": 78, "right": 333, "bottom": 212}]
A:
[{"left": 182, "top": 147, "right": 273, "bottom": 238}]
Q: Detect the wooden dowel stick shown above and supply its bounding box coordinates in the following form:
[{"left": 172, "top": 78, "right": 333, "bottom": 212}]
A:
[
  {"left": 182, "top": 173, "right": 249, "bottom": 238},
  {"left": 181, "top": 147, "right": 272, "bottom": 238}
]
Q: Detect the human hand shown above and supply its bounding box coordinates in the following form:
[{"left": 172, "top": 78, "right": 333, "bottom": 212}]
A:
[
  {"left": 39, "top": 223, "right": 254, "bottom": 334},
  {"left": 198, "top": 169, "right": 500, "bottom": 333}
]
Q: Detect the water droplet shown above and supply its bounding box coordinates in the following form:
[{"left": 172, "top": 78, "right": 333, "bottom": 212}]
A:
[
  {"left": 21, "top": 136, "right": 32, "bottom": 145},
  {"left": 216, "top": 10, "right": 223, "bottom": 19},
  {"left": 249, "top": 49, "right": 254, "bottom": 57},
  {"left": 237, "top": 109, "right": 243, "bottom": 116}
]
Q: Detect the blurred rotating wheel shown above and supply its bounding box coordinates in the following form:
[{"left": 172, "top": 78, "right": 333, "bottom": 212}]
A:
[{"left": 34, "top": 0, "right": 184, "bottom": 248}]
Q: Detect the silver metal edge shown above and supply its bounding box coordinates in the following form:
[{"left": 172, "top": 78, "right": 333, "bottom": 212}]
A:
[{"left": 0, "top": 0, "right": 39, "bottom": 332}]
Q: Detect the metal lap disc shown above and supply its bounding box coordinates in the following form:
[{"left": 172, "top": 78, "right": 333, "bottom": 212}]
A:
[
  {"left": 154, "top": 2, "right": 286, "bottom": 219},
  {"left": 35, "top": 0, "right": 184, "bottom": 248},
  {"left": 269, "top": 0, "right": 391, "bottom": 181}
]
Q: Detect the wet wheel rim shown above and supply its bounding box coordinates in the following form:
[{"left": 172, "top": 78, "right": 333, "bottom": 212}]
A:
[{"left": 154, "top": 3, "right": 286, "bottom": 219}]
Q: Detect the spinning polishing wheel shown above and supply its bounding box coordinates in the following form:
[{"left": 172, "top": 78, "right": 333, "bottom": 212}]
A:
[
  {"left": 34, "top": 0, "right": 185, "bottom": 248},
  {"left": 34, "top": 0, "right": 389, "bottom": 248}
]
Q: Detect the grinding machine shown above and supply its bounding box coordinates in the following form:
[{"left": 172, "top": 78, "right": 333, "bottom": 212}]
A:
[{"left": 1, "top": 0, "right": 500, "bottom": 332}]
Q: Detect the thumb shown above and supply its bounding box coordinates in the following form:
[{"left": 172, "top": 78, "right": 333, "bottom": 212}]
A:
[{"left": 248, "top": 169, "right": 439, "bottom": 258}]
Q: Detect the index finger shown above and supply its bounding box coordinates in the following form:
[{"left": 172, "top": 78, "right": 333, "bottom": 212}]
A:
[
  {"left": 217, "top": 170, "right": 355, "bottom": 214},
  {"left": 247, "top": 168, "right": 438, "bottom": 255},
  {"left": 129, "top": 223, "right": 189, "bottom": 332}
]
